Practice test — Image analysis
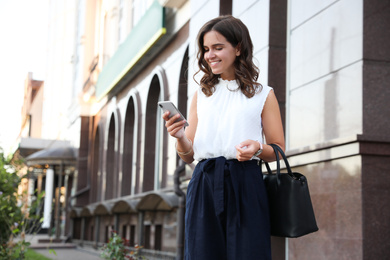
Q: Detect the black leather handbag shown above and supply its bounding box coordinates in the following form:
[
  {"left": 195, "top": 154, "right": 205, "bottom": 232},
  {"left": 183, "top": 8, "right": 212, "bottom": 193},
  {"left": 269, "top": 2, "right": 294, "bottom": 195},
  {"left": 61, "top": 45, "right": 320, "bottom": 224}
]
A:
[{"left": 262, "top": 144, "right": 319, "bottom": 238}]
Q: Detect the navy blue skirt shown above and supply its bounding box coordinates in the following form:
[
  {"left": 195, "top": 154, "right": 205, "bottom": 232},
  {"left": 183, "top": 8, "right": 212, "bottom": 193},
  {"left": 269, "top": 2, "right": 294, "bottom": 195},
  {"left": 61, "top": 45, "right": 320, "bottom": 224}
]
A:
[{"left": 185, "top": 157, "right": 272, "bottom": 260}]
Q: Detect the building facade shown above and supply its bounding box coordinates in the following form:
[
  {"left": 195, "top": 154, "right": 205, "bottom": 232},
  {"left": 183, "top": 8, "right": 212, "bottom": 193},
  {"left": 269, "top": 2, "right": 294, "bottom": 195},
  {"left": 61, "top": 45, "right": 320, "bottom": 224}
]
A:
[{"left": 23, "top": 0, "right": 389, "bottom": 259}]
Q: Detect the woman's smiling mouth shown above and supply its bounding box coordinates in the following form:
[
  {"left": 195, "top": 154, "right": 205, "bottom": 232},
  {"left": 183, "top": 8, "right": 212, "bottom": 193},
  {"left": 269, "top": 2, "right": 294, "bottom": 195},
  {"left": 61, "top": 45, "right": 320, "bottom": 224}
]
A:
[{"left": 209, "top": 60, "right": 221, "bottom": 67}]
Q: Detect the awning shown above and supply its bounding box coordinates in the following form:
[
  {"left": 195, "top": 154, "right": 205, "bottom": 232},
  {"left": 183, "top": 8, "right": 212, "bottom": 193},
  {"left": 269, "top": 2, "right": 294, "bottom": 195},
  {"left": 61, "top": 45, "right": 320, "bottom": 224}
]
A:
[
  {"left": 69, "top": 207, "right": 82, "bottom": 218},
  {"left": 137, "top": 192, "right": 179, "bottom": 211},
  {"left": 80, "top": 204, "right": 97, "bottom": 217},
  {"left": 71, "top": 192, "right": 179, "bottom": 218},
  {"left": 94, "top": 201, "right": 115, "bottom": 215},
  {"left": 112, "top": 197, "right": 140, "bottom": 214},
  {"left": 95, "top": 0, "right": 170, "bottom": 100},
  {"left": 25, "top": 146, "right": 78, "bottom": 166}
]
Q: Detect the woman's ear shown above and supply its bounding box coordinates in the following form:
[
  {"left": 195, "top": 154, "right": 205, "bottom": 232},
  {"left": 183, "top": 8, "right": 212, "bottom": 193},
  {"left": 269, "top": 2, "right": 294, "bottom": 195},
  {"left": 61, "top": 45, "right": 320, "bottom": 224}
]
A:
[{"left": 236, "top": 43, "right": 241, "bottom": 56}]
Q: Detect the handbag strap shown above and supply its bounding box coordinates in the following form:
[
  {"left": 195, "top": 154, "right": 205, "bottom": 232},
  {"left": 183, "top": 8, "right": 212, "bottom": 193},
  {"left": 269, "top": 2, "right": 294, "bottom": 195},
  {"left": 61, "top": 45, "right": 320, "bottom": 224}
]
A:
[
  {"left": 263, "top": 144, "right": 294, "bottom": 181},
  {"left": 262, "top": 145, "right": 282, "bottom": 185},
  {"left": 269, "top": 144, "right": 293, "bottom": 176},
  {"left": 263, "top": 144, "right": 280, "bottom": 175}
]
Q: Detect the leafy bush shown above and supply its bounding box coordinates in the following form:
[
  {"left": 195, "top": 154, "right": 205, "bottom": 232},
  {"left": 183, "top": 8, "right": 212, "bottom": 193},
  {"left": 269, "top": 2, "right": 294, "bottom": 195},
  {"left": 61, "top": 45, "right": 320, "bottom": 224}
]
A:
[
  {"left": 0, "top": 148, "right": 44, "bottom": 259},
  {"left": 100, "top": 231, "right": 147, "bottom": 260},
  {"left": 0, "top": 150, "right": 22, "bottom": 245}
]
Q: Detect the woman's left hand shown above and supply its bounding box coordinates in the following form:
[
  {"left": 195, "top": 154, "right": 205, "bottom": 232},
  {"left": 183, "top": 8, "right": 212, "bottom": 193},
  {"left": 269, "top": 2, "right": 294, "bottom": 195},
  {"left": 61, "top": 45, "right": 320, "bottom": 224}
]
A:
[{"left": 235, "top": 139, "right": 259, "bottom": 161}]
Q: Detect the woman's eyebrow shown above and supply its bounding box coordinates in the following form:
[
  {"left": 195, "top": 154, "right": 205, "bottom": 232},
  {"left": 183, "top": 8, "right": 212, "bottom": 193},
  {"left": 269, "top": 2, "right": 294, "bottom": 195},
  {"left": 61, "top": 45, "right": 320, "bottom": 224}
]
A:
[{"left": 204, "top": 43, "right": 225, "bottom": 48}]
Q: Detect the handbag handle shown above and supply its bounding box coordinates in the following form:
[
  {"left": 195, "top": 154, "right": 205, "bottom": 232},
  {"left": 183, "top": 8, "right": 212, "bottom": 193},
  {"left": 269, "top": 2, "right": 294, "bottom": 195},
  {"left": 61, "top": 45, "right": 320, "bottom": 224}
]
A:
[
  {"left": 264, "top": 144, "right": 294, "bottom": 179},
  {"left": 264, "top": 145, "right": 279, "bottom": 174},
  {"left": 263, "top": 145, "right": 282, "bottom": 186},
  {"left": 270, "top": 144, "right": 293, "bottom": 176},
  {"left": 270, "top": 144, "right": 307, "bottom": 182}
]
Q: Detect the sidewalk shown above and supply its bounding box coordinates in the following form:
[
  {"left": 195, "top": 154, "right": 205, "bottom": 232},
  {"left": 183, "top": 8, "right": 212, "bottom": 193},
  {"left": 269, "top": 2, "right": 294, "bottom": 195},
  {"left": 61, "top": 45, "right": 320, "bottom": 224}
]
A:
[{"left": 25, "top": 234, "right": 103, "bottom": 260}]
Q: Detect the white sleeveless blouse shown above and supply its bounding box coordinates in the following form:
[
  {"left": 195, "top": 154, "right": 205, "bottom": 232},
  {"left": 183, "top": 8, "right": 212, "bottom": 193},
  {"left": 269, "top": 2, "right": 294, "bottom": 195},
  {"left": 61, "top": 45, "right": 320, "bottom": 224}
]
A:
[{"left": 193, "top": 79, "right": 273, "bottom": 161}]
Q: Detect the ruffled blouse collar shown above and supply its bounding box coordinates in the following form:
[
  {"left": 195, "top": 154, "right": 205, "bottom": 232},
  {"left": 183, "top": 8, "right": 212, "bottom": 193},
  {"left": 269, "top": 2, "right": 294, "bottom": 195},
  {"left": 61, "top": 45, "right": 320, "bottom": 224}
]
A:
[{"left": 218, "top": 78, "right": 239, "bottom": 91}]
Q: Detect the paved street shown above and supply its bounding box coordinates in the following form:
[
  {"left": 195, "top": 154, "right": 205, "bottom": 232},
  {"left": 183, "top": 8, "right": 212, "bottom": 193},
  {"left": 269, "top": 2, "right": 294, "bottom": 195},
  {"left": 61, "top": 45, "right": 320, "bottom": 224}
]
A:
[
  {"left": 26, "top": 234, "right": 103, "bottom": 260},
  {"left": 33, "top": 248, "right": 102, "bottom": 260}
]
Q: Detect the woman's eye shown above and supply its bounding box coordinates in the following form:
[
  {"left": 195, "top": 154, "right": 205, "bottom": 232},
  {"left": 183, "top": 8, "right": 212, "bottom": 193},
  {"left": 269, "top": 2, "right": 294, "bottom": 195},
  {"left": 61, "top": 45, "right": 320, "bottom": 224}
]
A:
[{"left": 216, "top": 47, "right": 222, "bottom": 51}]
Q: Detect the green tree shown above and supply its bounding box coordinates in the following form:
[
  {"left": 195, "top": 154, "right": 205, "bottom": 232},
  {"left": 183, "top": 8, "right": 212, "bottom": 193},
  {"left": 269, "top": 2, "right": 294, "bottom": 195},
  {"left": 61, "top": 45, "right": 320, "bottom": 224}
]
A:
[
  {"left": 0, "top": 148, "right": 23, "bottom": 245},
  {"left": 0, "top": 147, "right": 45, "bottom": 259}
]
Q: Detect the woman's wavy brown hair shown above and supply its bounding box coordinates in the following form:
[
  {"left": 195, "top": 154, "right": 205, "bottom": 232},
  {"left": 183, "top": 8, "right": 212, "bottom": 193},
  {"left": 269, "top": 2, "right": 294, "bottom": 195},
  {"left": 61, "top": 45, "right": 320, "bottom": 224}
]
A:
[{"left": 194, "top": 15, "right": 262, "bottom": 98}]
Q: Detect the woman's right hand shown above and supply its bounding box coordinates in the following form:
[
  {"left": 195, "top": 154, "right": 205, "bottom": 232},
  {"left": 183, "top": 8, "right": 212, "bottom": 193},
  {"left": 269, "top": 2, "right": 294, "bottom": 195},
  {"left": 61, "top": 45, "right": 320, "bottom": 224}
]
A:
[{"left": 162, "top": 112, "right": 187, "bottom": 139}]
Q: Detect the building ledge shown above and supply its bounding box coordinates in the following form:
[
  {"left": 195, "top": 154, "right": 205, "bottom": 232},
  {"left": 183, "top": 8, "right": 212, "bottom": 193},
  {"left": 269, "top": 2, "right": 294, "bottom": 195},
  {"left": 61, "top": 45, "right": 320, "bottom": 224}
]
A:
[{"left": 96, "top": 0, "right": 171, "bottom": 100}]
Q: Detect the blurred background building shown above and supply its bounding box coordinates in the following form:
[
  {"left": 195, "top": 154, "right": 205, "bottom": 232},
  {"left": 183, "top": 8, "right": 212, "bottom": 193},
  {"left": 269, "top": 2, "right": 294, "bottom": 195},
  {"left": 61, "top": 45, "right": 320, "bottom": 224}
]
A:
[{"left": 11, "top": 0, "right": 390, "bottom": 259}]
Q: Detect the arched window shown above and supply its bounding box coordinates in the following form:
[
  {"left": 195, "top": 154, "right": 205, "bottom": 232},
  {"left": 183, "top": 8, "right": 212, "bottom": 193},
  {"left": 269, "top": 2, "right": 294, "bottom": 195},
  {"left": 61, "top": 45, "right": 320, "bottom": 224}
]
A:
[
  {"left": 91, "top": 126, "right": 101, "bottom": 203},
  {"left": 143, "top": 74, "right": 167, "bottom": 192},
  {"left": 122, "top": 98, "right": 135, "bottom": 196},
  {"left": 177, "top": 47, "right": 189, "bottom": 166},
  {"left": 106, "top": 114, "right": 117, "bottom": 199}
]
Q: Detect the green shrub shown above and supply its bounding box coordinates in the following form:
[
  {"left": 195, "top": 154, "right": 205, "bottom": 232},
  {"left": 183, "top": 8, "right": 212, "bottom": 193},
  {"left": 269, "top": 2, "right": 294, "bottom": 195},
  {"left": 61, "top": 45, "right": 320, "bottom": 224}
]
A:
[
  {"left": 0, "top": 149, "right": 22, "bottom": 245},
  {"left": 0, "top": 148, "right": 45, "bottom": 259},
  {"left": 100, "top": 231, "right": 147, "bottom": 260}
]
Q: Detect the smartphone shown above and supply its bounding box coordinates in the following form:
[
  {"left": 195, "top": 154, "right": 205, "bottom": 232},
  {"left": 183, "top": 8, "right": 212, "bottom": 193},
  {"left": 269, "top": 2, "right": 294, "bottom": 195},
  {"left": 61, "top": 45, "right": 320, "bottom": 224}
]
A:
[{"left": 158, "top": 101, "right": 189, "bottom": 127}]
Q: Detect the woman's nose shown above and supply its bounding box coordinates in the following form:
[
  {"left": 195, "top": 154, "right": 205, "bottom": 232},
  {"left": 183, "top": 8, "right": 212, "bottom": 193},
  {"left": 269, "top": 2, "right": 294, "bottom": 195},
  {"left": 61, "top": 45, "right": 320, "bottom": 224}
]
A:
[{"left": 205, "top": 50, "right": 215, "bottom": 59}]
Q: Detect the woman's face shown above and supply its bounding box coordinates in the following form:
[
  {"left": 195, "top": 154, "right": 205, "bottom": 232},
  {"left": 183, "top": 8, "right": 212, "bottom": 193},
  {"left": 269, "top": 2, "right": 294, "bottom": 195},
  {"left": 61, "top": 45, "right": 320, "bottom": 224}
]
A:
[{"left": 203, "top": 30, "right": 240, "bottom": 80}]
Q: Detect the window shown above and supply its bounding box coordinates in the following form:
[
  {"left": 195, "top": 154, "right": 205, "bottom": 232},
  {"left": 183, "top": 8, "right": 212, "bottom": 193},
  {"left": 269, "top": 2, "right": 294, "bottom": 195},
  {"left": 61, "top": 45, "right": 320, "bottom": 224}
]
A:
[
  {"left": 177, "top": 48, "right": 189, "bottom": 166},
  {"left": 130, "top": 225, "right": 136, "bottom": 246},
  {"left": 118, "top": 0, "right": 131, "bottom": 44},
  {"left": 118, "top": 0, "right": 125, "bottom": 44},
  {"left": 132, "top": 0, "right": 153, "bottom": 27},
  {"left": 143, "top": 75, "right": 162, "bottom": 192},
  {"left": 90, "top": 225, "right": 94, "bottom": 241},
  {"left": 91, "top": 127, "right": 100, "bottom": 202},
  {"left": 106, "top": 114, "right": 117, "bottom": 199},
  {"left": 144, "top": 225, "right": 151, "bottom": 249},
  {"left": 154, "top": 225, "right": 162, "bottom": 250},
  {"left": 122, "top": 98, "right": 135, "bottom": 195}
]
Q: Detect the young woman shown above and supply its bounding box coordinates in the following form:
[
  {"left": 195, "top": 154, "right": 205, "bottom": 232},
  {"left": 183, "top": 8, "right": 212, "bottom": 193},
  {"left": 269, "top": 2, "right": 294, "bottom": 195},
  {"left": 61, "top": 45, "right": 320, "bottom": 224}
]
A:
[{"left": 163, "top": 15, "right": 285, "bottom": 259}]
